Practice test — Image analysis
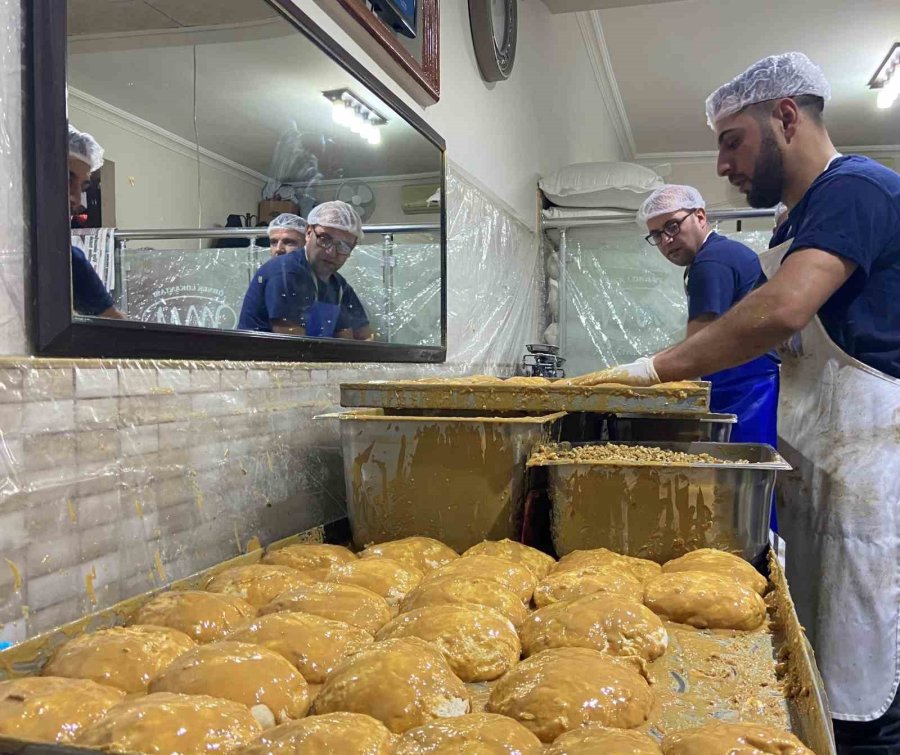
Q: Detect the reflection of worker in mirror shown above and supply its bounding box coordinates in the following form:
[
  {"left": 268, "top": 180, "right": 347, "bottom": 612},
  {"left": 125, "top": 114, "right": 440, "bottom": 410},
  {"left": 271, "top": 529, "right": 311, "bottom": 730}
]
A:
[
  {"left": 238, "top": 200, "right": 373, "bottom": 340},
  {"left": 266, "top": 213, "right": 306, "bottom": 257},
  {"left": 68, "top": 126, "right": 124, "bottom": 319}
]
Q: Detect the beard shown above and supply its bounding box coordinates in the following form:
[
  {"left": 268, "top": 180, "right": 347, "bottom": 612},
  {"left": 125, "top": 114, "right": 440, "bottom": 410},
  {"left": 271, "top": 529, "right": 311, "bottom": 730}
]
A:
[{"left": 746, "top": 131, "right": 785, "bottom": 209}]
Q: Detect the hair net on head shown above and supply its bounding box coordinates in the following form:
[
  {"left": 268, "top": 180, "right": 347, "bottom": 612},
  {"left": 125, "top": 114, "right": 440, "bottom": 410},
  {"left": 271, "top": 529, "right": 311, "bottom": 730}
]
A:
[
  {"left": 307, "top": 200, "right": 364, "bottom": 243},
  {"left": 68, "top": 125, "right": 104, "bottom": 172},
  {"left": 705, "top": 52, "right": 831, "bottom": 129},
  {"left": 637, "top": 184, "right": 705, "bottom": 228},
  {"left": 268, "top": 213, "right": 307, "bottom": 235}
]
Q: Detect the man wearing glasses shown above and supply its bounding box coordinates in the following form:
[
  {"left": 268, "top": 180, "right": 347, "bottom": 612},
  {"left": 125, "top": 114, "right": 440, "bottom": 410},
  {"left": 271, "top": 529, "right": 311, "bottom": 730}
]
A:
[
  {"left": 638, "top": 185, "right": 780, "bottom": 495},
  {"left": 238, "top": 200, "right": 373, "bottom": 340}
]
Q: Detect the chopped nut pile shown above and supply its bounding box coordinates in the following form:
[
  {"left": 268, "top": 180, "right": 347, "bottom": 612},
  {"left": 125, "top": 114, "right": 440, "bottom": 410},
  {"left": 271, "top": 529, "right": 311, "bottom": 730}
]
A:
[{"left": 532, "top": 442, "right": 748, "bottom": 465}]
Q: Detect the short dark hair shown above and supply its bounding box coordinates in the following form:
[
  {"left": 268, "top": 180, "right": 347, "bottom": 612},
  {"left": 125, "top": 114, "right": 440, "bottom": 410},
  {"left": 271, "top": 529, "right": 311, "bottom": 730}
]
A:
[{"left": 748, "top": 95, "right": 825, "bottom": 125}]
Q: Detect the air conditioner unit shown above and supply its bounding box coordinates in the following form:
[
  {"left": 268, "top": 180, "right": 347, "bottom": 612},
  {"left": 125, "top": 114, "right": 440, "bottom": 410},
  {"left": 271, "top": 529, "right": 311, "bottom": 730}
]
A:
[{"left": 401, "top": 183, "right": 440, "bottom": 215}]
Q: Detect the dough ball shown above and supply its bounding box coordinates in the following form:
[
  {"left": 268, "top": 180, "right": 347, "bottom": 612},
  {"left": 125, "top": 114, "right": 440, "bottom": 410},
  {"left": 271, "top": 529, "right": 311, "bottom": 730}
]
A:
[
  {"left": 77, "top": 691, "right": 261, "bottom": 754},
  {"left": 42, "top": 624, "right": 195, "bottom": 694},
  {"left": 395, "top": 712, "right": 542, "bottom": 754},
  {"left": 520, "top": 593, "right": 667, "bottom": 662},
  {"left": 129, "top": 590, "right": 256, "bottom": 643},
  {"left": 150, "top": 640, "right": 309, "bottom": 726},
  {"left": 430, "top": 555, "right": 536, "bottom": 602},
  {"left": 643, "top": 572, "right": 767, "bottom": 630},
  {"left": 376, "top": 604, "right": 520, "bottom": 682},
  {"left": 313, "top": 637, "right": 471, "bottom": 734},
  {"left": 326, "top": 558, "right": 424, "bottom": 608},
  {"left": 262, "top": 543, "right": 357, "bottom": 579},
  {"left": 486, "top": 647, "right": 652, "bottom": 742},
  {"left": 547, "top": 725, "right": 663, "bottom": 754},
  {"left": 260, "top": 581, "right": 391, "bottom": 634},
  {"left": 241, "top": 712, "right": 395, "bottom": 755},
  {"left": 661, "top": 721, "right": 814, "bottom": 754},
  {"left": 557, "top": 548, "right": 661, "bottom": 583},
  {"left": 463, "top": 539, "right": 556, "bottom": 579},
  {"left": 0, "top": 676, "right": 124, "bottom": 744},
  {"left": 400, "top": 575, "right": 528, "bottom": 627},
  {"left": 360, "top": 536, "right": 459, "bottom": 572},
  {"left": 226, "top": 611, "right": 373, "bottom": 684},
  {"left": 534, "top": 563, "right": 643, "bottom": 607},
  {"left": 662, "top": 549, "right": 768, "bottom": 595},
  {"left": 205, "top": 564, "right": 314, "bottom": 608}
]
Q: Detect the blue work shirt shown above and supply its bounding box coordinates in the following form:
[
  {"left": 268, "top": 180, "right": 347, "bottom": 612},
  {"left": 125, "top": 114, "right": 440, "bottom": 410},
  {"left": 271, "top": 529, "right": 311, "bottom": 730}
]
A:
[
  {"left": 238, "top": 248, "right": 369, "bottom": 334},
  {"left": 686, "top": 232, "right": 780, "bottom": 383},
  {"left": 71, "top": 246, "right": 114, "bottom": 316},
  {"left": 771, "top": 155, "right": 900, "bottom": 378}
]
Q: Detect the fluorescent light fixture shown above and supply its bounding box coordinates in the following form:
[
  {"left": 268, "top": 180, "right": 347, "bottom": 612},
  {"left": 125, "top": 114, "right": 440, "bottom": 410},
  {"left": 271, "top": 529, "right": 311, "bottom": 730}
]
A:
[
  {"left": 869, "top": 43, "right": 899, "bottom": 110},
  {"left": 322, "top": 88, "right": 387, "bottom": 145}
]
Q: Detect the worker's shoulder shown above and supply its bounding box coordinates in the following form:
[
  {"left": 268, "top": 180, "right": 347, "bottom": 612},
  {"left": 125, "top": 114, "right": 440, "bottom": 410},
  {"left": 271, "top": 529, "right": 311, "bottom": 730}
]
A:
[
  {"left": 696, "top": 232, "right": 759, "bottom": 266},
  {"left": 253, "top": 249, "right": 307, "bottom": 281},
  {"left": 818, "top": 155, "right": 900, "bottom": 199}
]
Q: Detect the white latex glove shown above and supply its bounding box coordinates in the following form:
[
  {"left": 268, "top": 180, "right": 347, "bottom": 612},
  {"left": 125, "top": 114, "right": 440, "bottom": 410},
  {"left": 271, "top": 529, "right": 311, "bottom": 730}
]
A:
[{"left": 564, "top": 357, "right": 661, "bottom": 387}]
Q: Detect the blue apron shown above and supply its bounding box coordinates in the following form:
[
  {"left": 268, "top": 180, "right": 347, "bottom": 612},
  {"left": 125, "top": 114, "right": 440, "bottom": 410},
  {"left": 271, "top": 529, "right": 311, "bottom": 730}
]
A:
[{"left": 304, "top": 271, "right": 344, "bottom": 338}]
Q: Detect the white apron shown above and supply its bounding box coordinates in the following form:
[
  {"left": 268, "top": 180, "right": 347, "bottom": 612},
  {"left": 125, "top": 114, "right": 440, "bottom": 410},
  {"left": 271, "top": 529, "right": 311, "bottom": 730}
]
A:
[{"left": 759, "top": 240, "right": 900, "bottom": 720}]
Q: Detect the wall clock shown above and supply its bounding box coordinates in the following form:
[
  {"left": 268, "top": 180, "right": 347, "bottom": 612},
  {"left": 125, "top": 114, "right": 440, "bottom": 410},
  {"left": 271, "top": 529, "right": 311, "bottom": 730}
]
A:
[{"left": 469, "top": 0, "right": 517, "bottom": 82}]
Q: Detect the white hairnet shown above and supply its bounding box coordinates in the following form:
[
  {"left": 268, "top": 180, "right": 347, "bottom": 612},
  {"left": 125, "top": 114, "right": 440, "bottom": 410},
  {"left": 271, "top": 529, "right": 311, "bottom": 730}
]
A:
[
  {"left": 68, "top": 125, "right": 104, "bottom": 172},
  {"left": 705, "top": 52, "right": 831, "bottom": 129},
  {"left": 268, "top": 213, "right": 306, "bottom": 234},
  {"left": 637, "top": 184, "right": 705, "bottom": 228},
  {"left": 307, "top": 200, "right": 364, "bottom": 243}
]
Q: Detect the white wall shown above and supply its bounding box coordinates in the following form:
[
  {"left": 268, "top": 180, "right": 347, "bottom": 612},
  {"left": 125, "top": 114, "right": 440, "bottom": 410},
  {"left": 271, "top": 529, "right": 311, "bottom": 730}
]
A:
[{"left": 298, "top": 0, "right": 625, "bottom": 228}]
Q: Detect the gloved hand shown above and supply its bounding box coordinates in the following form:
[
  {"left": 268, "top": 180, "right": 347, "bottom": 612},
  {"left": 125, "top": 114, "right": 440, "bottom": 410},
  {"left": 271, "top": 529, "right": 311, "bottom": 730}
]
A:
[{"left": 564, "top": 357, "right": 661, "bottom": 387}]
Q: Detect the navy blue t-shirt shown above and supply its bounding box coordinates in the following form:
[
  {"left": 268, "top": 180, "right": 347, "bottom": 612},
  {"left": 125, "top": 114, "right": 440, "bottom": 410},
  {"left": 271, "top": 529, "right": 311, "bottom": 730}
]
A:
[
  {"left": 238, "top": 248, "right": 369, "bottom": 334},
  {"left": 687, "top": 232, "right": 779, "bottom": 383},
  {"left": 770, "top": 155, "right": 900, "bottom": 378},
  {"left": 71, "top": 246, "right": 114, "bottom": 316}
]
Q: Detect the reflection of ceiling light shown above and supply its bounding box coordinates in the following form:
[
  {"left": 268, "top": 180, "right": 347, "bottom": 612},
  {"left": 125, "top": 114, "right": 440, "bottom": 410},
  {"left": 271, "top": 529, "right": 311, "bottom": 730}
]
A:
[
  {"left": 869, "top": 43, "right": 900, "bottom": 110},
  {"left": 323, "top": 89, "right": 387, "bottom": 146}
]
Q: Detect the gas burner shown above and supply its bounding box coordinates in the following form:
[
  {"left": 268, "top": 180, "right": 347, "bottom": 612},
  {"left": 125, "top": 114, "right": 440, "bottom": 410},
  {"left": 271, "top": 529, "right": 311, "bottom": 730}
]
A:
[{"left": 522, "top": 344, "right": 565, "bottom": 379}]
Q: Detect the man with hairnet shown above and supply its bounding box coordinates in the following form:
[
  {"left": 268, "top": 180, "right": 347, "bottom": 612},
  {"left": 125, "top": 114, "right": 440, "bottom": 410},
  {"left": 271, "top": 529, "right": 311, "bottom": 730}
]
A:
[
  {"left": 265, "top": 213, "right": 306, "bottom": 257},
  {"left": 68, "top": 126, "right": 123, "bottom": 319},
  {"left": 238, "top": 200, "right": 372, "bottom": 339},
  {"left": 571, "top": 52, "right": 900, "bottom": 749},
  {"left": 639, "top": 185, "right": 779, "bottom": 517}
]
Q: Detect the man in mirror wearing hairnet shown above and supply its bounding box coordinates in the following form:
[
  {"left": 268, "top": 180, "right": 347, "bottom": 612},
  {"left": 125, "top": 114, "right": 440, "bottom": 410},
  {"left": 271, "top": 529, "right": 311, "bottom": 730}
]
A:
[
  {"left": 68, "top": 126, "right": 123, "bottom": 319},
  {"left": 238, "top": 200, "right": 373, "bottom": 339},
  {"left": 265, "top": 213, "right": 306, "bottom": 257},
  {"left": 570, "top": 52, "right": 900, "bottom": 750},
  {"left": 639, "top": 185, "right": 780, "bottom": 529}
]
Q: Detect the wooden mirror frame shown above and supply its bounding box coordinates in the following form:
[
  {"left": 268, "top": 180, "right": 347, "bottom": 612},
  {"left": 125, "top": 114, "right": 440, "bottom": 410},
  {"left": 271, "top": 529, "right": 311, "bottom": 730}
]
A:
[{"left": 26, "top": 0, "right": 447, "bottom": 364}]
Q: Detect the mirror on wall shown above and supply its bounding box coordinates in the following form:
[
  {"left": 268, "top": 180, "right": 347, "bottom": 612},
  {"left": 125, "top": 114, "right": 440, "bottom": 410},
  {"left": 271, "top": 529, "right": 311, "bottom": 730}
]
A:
[{"left": 53, "top": 0, "right": 445, "bottom": 360}]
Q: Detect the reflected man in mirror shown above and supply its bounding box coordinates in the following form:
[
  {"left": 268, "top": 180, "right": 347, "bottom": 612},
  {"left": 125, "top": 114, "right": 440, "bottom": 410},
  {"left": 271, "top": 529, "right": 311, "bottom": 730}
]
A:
[
  {"left": 267, "top": 213, "right": 306, "bottom": 257},
  {"left": 68, "top": 126, "right": 124, "bottom": 319},
  {"left": 238, "top": 200, "right": 373, "bottom": 340}
]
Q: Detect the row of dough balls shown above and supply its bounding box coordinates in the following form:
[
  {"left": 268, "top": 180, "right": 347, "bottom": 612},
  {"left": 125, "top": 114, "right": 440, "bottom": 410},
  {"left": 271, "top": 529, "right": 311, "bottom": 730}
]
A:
[{"left": 0, "top": 539, "right": 805, "bottom": 754}]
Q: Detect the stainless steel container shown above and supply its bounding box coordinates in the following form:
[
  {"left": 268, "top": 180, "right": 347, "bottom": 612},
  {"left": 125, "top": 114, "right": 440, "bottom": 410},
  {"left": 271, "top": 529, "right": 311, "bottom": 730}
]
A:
[
  {"left": 531, "top": 441, "right": 790, "bottom": 563},
  {"left": 608, "top": 412, "right": 737, "bottom": 443},
  {"left": 333, "top": 409, "right": 565, "bottom": 552}
]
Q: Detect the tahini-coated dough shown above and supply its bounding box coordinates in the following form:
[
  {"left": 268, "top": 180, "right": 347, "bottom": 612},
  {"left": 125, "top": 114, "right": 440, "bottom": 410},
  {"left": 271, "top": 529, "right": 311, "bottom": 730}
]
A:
[
  {"left": 399, "top": 575, "right": 529, "bottom": 627},
  {"left": 313, "top": 637, "right": 471, "bottom": 733},
  {"left": 262, "top": 543, "right": 357, "bottom": 579},
  {"left": 395, "top": 712, "right": 543, "bottom": 754},
  {"left": 77, "top": 692, "right": 261, "bottom": 754},
  {"left": 41, "top": 624, "right": 195, "bottom": 694},
  {"left": 429, "top": 555, "right": 536, "bottom": 602},
  {"left": 376, "top": 604, "right": 520, "bottom": 682},
  {"left": 533, "top": 563, "right": 643, "bottom": 607},
  {"left": 150, "top": 640, "right": 309, "bottom": 727},
  {"left": 129, "top": 590, "right": 256, "bottom": 643},
  {"left": 520, "top": 593, "right": 667, "bottom": 662},
  {"left": 259, "top": 581, "right": 391, "bottom": 634},
  {"left": 643, "top": 572, "right": 767, "bottom": 630},
  {"left": 241, "top": 712, "right": 395, "bottom": 755},
  {"left": 661, "top": 548, "right": 768, "bottom": 595},
  {"left": 226, "top": 611, "right": 373, "bottom": 684},
  {"left": 547, "top": 725, "right": 663, "bottom": 754},
  {"left": 326, "top": 557, "right": 424, "bottom": 607},
  {"left": 462, "top": 539, "right": 556, "bottom": 579},
  {"left": 661, "top": 721, "right": 814, "bottom": 754},
  {"left": 486, "top": 647, "right": 652, "bottom": 742},
  {"left": 360, "top": 536, "right": 459, "bottom": 572},
  {"left": 0, "top": 676, "right": 124, "bottom": 744},
  {"left": 205, "top": 564, "right": 314, "bottom": 608},
  {"left": 556, "top": 548, "right": 662, "bottom": 583}
]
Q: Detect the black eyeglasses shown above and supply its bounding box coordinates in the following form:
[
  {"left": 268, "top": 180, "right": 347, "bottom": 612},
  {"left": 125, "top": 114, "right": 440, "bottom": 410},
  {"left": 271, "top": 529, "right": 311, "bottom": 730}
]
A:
[
  {"left": 644, "top": 208, "right": 699, "bottom": 246},
  {"left": 310, "top": 227, "right": 354, "bottom": 256}
]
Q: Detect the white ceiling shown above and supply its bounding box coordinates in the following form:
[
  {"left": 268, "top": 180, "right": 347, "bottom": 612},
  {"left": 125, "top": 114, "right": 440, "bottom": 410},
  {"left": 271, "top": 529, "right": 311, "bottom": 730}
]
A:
[
  {"left": 67, "top": 1, "right": 441, "bottom": 179},
  {"left": 543, "top": 0, "right": 681, "bottom": 12},
  {"left": 568, "top": 0, "right": 900, "bottom": 154}
]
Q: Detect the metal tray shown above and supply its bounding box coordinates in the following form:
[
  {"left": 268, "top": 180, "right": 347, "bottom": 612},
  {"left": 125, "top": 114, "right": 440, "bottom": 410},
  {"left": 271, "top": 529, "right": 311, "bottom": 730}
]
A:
[
  {"left": 608, "top": 412, "right": 737, "bottom": 443},
  {"left": 340, "top": 380, "right": 711, "bottom": 415}
]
